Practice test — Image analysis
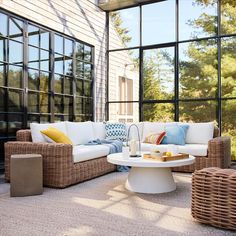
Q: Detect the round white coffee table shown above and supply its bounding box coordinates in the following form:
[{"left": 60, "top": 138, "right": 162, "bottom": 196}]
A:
[{"left": 107, "top": 153, "right": 195, "bottom": 194}]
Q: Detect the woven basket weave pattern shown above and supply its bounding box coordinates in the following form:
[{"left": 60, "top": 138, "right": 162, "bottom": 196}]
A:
[
  {"left": 5, "top": 130, "right": 116, "bottom": 188},
  {"left": 192, "top": 168, "right": 236, "bottom": 230}
]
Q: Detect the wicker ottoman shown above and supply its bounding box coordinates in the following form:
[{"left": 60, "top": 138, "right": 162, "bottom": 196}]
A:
[
  {"left": 10, "top": 154, "right": 43, "bottom": 197},
  {"left": 192, "top": 167, "right": 236, "bottom": 230}
]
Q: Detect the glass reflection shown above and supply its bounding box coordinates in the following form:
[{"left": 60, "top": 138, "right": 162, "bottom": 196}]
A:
[
  {"left": 39, "top": 93, "right": 49, "bottom": 113},
  {"left": 28, "top": 69, "right": 39, "bottom": 91},
  {"left": 54, "top": 95, "right": 63, "bottom": 113},
  {"left": 0, "top": 38, "right": 7, "bottom": 62},
  {"left": 142, "top": 1, "right": 175, "bottom": 45},
  {"left": 8, "top": 90, "right": 23, "bottom": 112},
  {"left": 9, "top": 41, "right": 23, "bottom": 65},
  {"left": 75, "top": 43, "right": 83, "bottom": 60},
  {"left": 76, "top": 79, "right": 83, "bottom": 96},
  {"left": 8, "top": 114, "right": 23, "bottom": 136},
  {"left": 179, "top": 40, "right": 218, "bottom": 99},
  {"left": 64, "top": 57, "right": 73, "bottom": 76},
  {"left": 54, "top": 34, "right": 63, "bottom": 54},
  {"left": 65, "top": 38, "right": 73, "bottom": 57},
  {"left": 28, "top": 24, "right": 40, "bottom": 47},
  {"left": 179, "top": 100, "right": 217, "bottom": 122},
  {"left": 8, "top": 65, "right": 22, "bottom": 88},
  {"left": 84, "top": 81, "right": 92, "bottom": 97},
  {"left": 40, "top": 50, "right": 49, "bottom": 71},
  {"left": 179, "top": 0, "right": 217, "bottom": 40},
  {"left": 109, "top": 7, "right": 139, "bottom": 49},
  {"left": 0, "top": 64, "right": 6, "bottom": 86},
  {"left": 54, "top": 74, "right": 63, "bottom": 94},
  {"left": 76, "top": 97, "right": 83, "bottom": 114},
  {"left": 221, "top": 37, "right": 236, "bottom": 98},
  {"left": 41, "top": 31, "right": 49, "bottom": 50},
  {"left": 28, "top": 46, "right": 39, "bottom": 69},
  {"left": 63, "top": 96, "right": 73, "bottom": 115},
  {"left": 84, "top": 45, "right": 92, "bottom": 62},
  {"left": 0, "top": 114, "right": 7, "bottom": 137},
  {"left": 9, "top": 17, "right": 23, "bottom": 41},
  {"left": 55, "top": 54, "right": 63, "bottom": 74},
  {"left": 0, "top": 13, "right": 8, "bottom": 36},
  {"left": 143, "top": 103, "right": 175, "bottom": 122},
  {"left": 40, "top": 72, "right": 49, "bottom": 92},
  {"left": 28, "top": 92, "right": 38, "bottom": 113},
  {"left": 0, "top": 88, "right": 6, "bottom": 111},
  {"left": 64, "top": 77, "right": 72, "bottom": 95},
  {"left": 143, "top": 47, "right": 175, "bottom": 100}
]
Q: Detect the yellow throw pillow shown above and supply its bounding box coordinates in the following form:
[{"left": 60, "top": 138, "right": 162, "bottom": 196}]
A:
[{"left": 41, "top": 127, "right": 72, "bottom": 145}]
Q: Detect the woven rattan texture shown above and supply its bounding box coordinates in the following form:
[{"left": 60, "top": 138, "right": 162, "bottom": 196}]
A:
[
  {"left": 172, "top": 128, "right": 231, "bottom": 173},
  {"left": 192, "top": 168, "right": 236, "bottom": 230},
  {"left": 5, "top": 130, "right": 116, "bottom": 188}
]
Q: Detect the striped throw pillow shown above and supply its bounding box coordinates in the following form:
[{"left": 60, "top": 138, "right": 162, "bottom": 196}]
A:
[{"left": 144, "top": 132, "right": 166, "bottom": 145}]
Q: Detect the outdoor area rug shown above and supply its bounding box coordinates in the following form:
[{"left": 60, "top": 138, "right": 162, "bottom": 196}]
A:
[{"left": 0, "top": 172, "right": 234, "bottom": 236}]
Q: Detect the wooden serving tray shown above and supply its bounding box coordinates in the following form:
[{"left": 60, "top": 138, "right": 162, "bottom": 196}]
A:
[{"left": 143, "top": 153, "right": 189, "bottom": 162}]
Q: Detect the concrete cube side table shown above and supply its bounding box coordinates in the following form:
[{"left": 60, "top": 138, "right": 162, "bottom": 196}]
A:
[{"left": 10, "top": 154, "right": 43, "bottom": 197}]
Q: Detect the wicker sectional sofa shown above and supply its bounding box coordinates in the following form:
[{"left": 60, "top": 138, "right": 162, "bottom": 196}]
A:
[{"left": 4, "top": 121, "right": 231, "bottom": 188}]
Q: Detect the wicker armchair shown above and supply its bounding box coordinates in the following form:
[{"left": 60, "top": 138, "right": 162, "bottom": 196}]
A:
[
  {"left": 192, "top": 168, "right": 236, "bottom": 230},
  {"left": 5, "top": 130, "right": 116, "bottom": 188},
  {"left": 172, "top": 127, "right": 231, "bottom": 172}
]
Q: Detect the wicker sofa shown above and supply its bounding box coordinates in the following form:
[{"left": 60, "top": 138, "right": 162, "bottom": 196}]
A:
[
  {"left": 192, "top": 167, "right": 236, "bottom": 230},
  {"left": 5, "top": 130, "right": 116, "bottom": 188},
  {"left": 4, "top": 121, "right": 231, "bottom": 188}
]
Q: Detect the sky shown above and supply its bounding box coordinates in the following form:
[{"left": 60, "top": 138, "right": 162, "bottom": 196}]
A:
[{"left": 112, "top": 0, "right": 217, "bottom": 49}]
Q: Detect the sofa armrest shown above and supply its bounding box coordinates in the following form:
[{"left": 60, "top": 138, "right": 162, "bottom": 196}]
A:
[
  {"left": 4, "top": 142, "right": 73, "bottom": 187},
  {"left": 208, "top": 136, "right": 231, "bottom": 168}
]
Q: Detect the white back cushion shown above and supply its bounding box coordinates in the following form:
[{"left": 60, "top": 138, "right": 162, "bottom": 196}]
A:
[
  {"left": 30, "top": 122, "right": 67, "bottom": 143},
  {"left": 93, "top": 122, "right": 106, "bottom": 140},
  {"left": 66, "top": 121, "right": 95, "bottom": 145},
  {"left": 126, "top": 123, "right": 143, "bottom": 141},
  {"left": 182, "top": 122, "right": 214, "bottom": 144}
]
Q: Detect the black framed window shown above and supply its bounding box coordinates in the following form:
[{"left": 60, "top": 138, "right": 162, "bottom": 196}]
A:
[
  {"left": 0, "top": 10, "right": 94, "bottom": 170},
  {"left": 107, "top": 0, "right": 236, "bottom": 160}
]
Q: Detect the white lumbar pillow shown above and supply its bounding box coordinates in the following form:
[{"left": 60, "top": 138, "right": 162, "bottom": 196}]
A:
[
  {"left": 183, "top": 122, "right": 215, "bottom": 144},
  {"left": 30, "top": 122, "right": 67, "bottom": 143},
  {"left": 93, "top": 122, "right": 106, "bottom": 140},
  {"left": 66, "top": 121, "right": 95, "bottom": 145}
]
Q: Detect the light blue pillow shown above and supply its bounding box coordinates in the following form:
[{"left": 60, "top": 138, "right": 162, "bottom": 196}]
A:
[
  {"left": 105, "top": 122, "right": 127, "bottom": 141},
  {"left": 161, "top": 124, "right": 189, "bottom": 145}
]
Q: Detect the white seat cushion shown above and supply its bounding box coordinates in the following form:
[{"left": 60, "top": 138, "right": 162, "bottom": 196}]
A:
[
  {"left": 73, "top": 145, "right": 110, "bottom": 163},
  {"left": 141, "top": 143, "right": 208, "bottom": 157},
  {"left": 30, "top": 122, "right": 67, "bottom": 143},
  {"left": 179, "top": 122, "right": 214, "bottom": 144},
  {"left": 66, "top": 121, "right": 95, "bottom": 145},
  {"left": 93, "top": 122, "right": 106, "bottom": 139}
]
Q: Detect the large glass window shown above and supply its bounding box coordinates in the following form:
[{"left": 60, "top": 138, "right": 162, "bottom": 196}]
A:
[
  {"left": 109, "top": 7, "right": 139, "bottom": 49},
  {"left": 108, "top": 0, "right": 236, "bottom": 160},
  {"left": 0, "top": 11, "right": 94, "bottom": 170},
  {"left": 179, "top": 0, "right": 217, "bottom": 40},
  {"left": 142, "top": 0, "right": 175, "bottom": 45},
  {"left": 143, "top": 47, "right": 175, "bottom": 100}
]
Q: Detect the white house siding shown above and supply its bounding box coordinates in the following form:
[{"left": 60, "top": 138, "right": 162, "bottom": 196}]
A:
[
  {"left": 108, "top": 17, "right": 139, "bottom": 123},
  {"left": 0, "top": 0, "right": 107, "bottom": 121}
]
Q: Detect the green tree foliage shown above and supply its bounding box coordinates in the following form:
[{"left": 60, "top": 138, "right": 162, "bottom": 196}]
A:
[{"left": 110, "top": 12, "right": 132, "bottom": 45}]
